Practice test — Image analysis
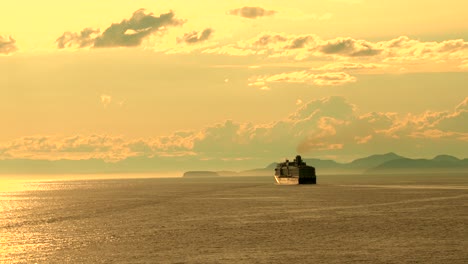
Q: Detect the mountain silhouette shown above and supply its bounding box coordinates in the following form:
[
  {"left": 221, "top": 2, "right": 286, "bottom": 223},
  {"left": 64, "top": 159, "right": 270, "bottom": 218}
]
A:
[
  {"left": 432, "top": 155, "right": 461, "bottom": 163},
  {"left": 346, "top": 152, "right": 403, "bottom": 169},
  {"left": 1, "top": 153, "right": 466, "bottom": 175},
  {"left": 366, "top": 155, "right": 468, "bottom": 173}
]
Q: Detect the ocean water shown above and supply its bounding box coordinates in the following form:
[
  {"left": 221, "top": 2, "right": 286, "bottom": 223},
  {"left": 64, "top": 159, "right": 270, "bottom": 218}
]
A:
[{"left": 1, "top": 174, "right": 467, "bottom": 263}]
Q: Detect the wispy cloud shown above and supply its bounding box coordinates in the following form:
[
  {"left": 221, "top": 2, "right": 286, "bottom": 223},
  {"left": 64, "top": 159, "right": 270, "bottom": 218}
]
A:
[
  {"left": 203, "top": 44, "right": 256, "bottom": 56},
  {"left": 459, "top": 60, "right": 468, "bottom": 70},
  {"left": 56, "top": 9, "right": 185, "bottom": 49},
  {"left": 0, "top": 36, "right": 17, "bottom": 55},
  {"left": 177, "top": 28, "right": 213, "bottom": 44},
  {"left": 56, "top": 28, "right": 100, "bottom": 49},
  {"left": 249, "top": 71, "right": 356, "bottom": 88},
  {"left": 228, "top": 6, "right": 276, "bottom": 19},
  {"left": 100, "top": 94, "right": 112, "bottom": 107},
  {"left": 313, "top": 62, "right": 386, "bottom": 71},
  {"left": 0, "top": 135, "right": 129, "bottom": 161}
]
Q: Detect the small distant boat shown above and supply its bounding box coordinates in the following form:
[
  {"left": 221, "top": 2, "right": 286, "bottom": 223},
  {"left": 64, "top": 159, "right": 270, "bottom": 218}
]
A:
[{"left": 274, "top": 155, "right": 316, "bottom": 185}]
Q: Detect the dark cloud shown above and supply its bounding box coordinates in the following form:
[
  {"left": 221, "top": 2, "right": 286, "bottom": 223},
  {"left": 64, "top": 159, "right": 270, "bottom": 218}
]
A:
[
  {"left": 285, "top": 36, "right": 314, "bottom": 49},
  {"left": 178, "top": 28, "right": 213, "bottom": 44},
  {"left": 56, "top": 9, "right": 185, "bottom": 49},
  {"left": 228, "top": 6, "right": 276, "bottom": 19},
  {"left": 0, "top": 36, "right": 17, "bottom": 54},
  {"left": 253, "top": 34, "right": 287, "bottom": 46},
  {"left": 249, "top": 33, "right": 319, "bottom": 51},
  {"left": 94, "top": 9, "right": 184, "bottom": 48},
  {"left": 320, "top": 38, "right": 382, "bottom": 57}
]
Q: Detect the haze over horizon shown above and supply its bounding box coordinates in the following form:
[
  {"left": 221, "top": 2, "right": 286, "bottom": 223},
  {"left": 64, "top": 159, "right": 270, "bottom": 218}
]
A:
[{"left": 2, "top": 0, "right": 467, "bottom": 169}]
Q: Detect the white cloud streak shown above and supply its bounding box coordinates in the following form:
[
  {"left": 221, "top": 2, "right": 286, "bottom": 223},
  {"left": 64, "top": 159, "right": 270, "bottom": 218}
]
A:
[
  {"left": 56, "top": 9, "right": 185, "bottom": 49},
  {"left": 249, "top": 71, "right": 356, "bottom": 88}
]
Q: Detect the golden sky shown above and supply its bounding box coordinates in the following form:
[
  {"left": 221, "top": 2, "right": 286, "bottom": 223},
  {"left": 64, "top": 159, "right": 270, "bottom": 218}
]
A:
[{"left": 1, "top": 0, "right": 467, "bottom": 166}]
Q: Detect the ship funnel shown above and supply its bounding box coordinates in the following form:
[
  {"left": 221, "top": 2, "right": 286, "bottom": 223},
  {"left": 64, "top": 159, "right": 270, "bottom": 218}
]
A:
[{"left": 295, "top": 155, "right": 302, "bottom": 164}]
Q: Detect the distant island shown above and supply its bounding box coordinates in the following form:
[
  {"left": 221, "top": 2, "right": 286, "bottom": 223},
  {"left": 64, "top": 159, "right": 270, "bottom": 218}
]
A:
[{"left": 0, "top": 152, "right": 467, "bottom": 175}]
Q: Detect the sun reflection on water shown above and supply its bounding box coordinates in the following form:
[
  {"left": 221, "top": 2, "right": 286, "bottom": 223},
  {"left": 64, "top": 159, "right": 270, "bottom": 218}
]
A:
[{"left": 0, "top": 180, "right": 30, "bottom": 193}]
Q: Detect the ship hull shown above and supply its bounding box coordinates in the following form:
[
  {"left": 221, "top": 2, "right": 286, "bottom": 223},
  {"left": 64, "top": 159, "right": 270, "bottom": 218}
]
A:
[
  {"left": 274, "top": 176, "right": 299, "bottom": 185},
  {"left": 274, "top": 175, "right": 317, "bottom": 185}
]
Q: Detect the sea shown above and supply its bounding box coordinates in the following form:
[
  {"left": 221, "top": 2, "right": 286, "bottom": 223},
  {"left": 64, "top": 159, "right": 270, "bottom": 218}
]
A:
[{"left": 1, "top": 173, "right": 467, "bottom": 263}]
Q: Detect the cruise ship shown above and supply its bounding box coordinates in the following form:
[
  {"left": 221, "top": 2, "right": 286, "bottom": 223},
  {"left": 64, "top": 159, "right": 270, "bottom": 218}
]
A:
[{"left": 274, "top": 155, "right": 316, "bottom": 184}]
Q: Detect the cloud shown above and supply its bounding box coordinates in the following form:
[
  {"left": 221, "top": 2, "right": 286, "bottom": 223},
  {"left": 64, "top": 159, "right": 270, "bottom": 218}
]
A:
[
  {"left": 2, "top": 98, "right": 356, "bottom": 161},
  {"left": 289, "top": 96, "right": 356, "bottom": 121},
  {"left": 320, "top": 37, "right": 382, "bottom": 57},
  {"left": 285, "top": 36, "right": 317, "bottom": 49},
  {"left": 205, "top": 33, "right": 468, "bottom": 72},
  {"left": 56, "top": 9, "right": 185, "bottom": 49},
  {"left": 460, "top": 60, "right": 468, "bottom": 70},
  {"left": 56, "top": 28, "right": 100, "bottom": 49},
  {"left": 296, "top": 99, "right": 468, "bottom": 157},
  {"left": 187, "top": 96, "right": 468, "bottom": 160},
  {"left": 202, "top": 44, "right": 257, "bottom": 56},
  {"left": 0, "top": 132, "right": 203, "bottom": 162},
  {"left": 434, "top": 99, "right": 468, "bottom": 133},
  {"left": 177, "top": 28, "right": 213, "bottom": 44},
  {"left": 252, "top": 34, "right": 288, "bottom": 46},
  {"left": 2, "top": 97, "right": 467, "bottom": 163},
  {"left": 249, "top": 71, "right": 356, "bottom": 88},
  {"left": 455, "top": 97, "right": 468, "bottom": 111},
  {"left": 187, "top": 97, "right": 374, "bottom": 158},
  {"left": 101, "top": 94, "right": 112, "bottom": 107},
  {"left": 0, "top": 135, "right": 130, "bottom": 161},
  {"left": 312, "top": 72, "right": 357, "bottom": 86},
  {"left": 228, "top": 6, "right": 276, "bottom": 19},
  {"left": 95, "top": 9, "right": 184, "bottom": 48},
  {"left": 313, "top": 62, "right": 386, "bottom": 71},
  {"left": 204, "top": 33, "right": 369, "bottom": 58},
  {"left": 355, "top": 135, "right": 373, "bottom": 144},
  {"left": 0, "top": 36, "right": 17, "bottom": 55},
  {"left": 381, "top": 37, "right": 468, "bottom": 63}
]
